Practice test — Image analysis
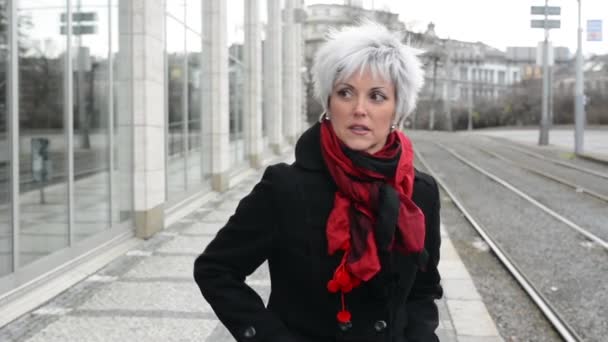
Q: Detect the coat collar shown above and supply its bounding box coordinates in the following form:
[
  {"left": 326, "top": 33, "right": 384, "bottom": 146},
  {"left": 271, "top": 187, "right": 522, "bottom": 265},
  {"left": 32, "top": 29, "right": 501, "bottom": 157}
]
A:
[{"left": 294, "top": 122, "right": 326, "bottom": 171}]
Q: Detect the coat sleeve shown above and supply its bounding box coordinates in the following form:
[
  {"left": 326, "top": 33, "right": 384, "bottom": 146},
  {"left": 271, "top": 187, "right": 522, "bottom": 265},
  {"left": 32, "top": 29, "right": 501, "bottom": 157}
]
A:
[
  {"left": 193, "top": 165, "right": 297, "bottom": 342},
  {"left": 404, "top": 176, "right": 443, "bottom": 341}
]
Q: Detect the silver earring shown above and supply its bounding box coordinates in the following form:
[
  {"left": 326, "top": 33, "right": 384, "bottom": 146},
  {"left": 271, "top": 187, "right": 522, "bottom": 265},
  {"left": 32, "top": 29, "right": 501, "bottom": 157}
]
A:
[
  {"left": 318, "top": 111, "right": 330, "bottom": 123},
  {"left": 390, "top": 124, "right": 396, "bottom": 130}
]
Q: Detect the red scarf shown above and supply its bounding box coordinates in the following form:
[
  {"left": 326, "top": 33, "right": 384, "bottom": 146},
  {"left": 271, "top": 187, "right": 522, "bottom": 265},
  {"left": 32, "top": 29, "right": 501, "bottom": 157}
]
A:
[{"left": 320, "top": 121, "right": 426, "bottom": 324}]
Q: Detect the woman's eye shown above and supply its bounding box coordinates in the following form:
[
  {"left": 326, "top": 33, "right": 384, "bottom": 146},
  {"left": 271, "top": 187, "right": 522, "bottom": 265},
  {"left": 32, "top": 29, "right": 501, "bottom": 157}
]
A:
[
  {"left": 338, "top": 89, "right": 352, "bottom": 98},
  {"left": 371, "top": 92, "right": 386, "bottom": 102}
]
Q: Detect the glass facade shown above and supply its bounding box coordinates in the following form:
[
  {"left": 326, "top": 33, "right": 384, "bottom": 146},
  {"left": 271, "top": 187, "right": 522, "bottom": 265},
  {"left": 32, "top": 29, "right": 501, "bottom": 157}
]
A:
[
  {"left": 228, "top": 0, "right": 245, "bottom": 167},
  {"left": 165, "top": 0, "right": 210, "bottom": 201},
  {"left": 0, "top": 0, "right": 10, "bottom": 276},
  {"left": 0, "top": 0, "right": 133, "bottom": 283},
  {"left": 0, "top": 0, "right": 302, "bottom": 301}
]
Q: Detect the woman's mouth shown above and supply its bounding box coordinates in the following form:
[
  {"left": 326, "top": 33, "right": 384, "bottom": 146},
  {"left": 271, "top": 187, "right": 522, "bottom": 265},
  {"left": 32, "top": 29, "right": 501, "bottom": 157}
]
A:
[{"left": 349, "top": 125, "right": 370, "bottom": 135}]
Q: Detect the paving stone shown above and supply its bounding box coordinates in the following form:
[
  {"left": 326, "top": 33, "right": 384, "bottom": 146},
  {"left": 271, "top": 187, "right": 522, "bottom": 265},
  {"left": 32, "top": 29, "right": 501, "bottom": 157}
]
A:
[{"left": 23, "top": 316, "right": 216, "bottom": 342}]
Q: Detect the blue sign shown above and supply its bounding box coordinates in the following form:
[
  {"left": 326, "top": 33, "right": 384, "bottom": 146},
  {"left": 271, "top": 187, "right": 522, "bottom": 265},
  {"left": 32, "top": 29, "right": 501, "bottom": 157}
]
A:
[{"left": 587, "top": 20, "right": 602, "bottom": 41}]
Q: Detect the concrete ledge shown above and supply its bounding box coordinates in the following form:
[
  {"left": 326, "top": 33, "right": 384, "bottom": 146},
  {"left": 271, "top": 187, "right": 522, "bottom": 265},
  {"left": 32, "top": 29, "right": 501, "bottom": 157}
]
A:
[
  {"left": 0, "top": 235, "right": 140, "bottom": 328},
  {"left": 578, "top": 152, "right": 608, "bottom": 165},
  {"left": 134, "top": 204, "right": 164, "bottom": 239},
  {"left": 212, "top": 171, "right": 230, "bottom": 192},
  {"left": 439, "top": 224, "right": 503, "bottom": 341}
]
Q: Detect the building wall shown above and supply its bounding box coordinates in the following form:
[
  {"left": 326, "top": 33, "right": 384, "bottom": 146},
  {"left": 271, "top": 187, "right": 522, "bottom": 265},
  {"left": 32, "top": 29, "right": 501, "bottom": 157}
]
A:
[{"left": 0, "top": 0, "right": 305, "bottom": 300}]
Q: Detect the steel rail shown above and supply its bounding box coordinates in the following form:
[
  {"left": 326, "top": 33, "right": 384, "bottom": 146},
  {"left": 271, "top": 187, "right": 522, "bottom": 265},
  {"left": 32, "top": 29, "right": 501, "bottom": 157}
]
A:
[
  {"left": 496, "top": 139, "right": 608, "bottom": 180},
  {"left": 415, "top": 148, "right": 584, "bottom": 342},
  {"left": 434, "top": 142, "right": 608, "bottom": 250},
  {"left": 474, "top": 146, "right": 608, "bottom": 203}
]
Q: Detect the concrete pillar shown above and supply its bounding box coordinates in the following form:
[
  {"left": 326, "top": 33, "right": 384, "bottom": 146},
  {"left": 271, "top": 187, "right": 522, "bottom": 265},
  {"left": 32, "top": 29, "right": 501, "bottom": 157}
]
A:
[
  {"left": 118, "top": 0, "right": 166, "bottom": 239},
  {"left": 202, "top": 0, "right": 230, "bottom": 191},
  {"left": 282, "top": 0, "right": 297, "bottom": 144},
  {"left": 294, "top": 0, "right": 305, "bottom": 136},
  {"left": 266, "top": 0, "right": 283, "bottom": 155},
  {"left": 244, "top": 0, "right": 263, "bottom": 168}
]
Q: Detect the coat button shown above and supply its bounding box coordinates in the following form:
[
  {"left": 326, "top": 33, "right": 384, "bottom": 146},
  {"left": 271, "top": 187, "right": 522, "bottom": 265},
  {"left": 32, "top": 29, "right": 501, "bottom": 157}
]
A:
[
  {"left": 339, "top": 321, "right": 353, "bottom": 331},
  {"left": 243, "top": 326, "right": 256, "bottom": 338},
  {"left": 374, "top": 320, "right": 387, "bottom": 332}
]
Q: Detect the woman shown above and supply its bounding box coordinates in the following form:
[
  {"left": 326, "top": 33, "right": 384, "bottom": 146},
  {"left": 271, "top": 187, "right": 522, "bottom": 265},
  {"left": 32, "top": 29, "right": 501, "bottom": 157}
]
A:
[{"left": 194, "top": 21, "right": 442, "bottom": 342}]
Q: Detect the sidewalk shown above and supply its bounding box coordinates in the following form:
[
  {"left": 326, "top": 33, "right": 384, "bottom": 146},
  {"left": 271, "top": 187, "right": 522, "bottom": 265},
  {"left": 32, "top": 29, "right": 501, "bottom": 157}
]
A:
[{"left": 0, "top": 156, "right": 502, "bottom": 342}]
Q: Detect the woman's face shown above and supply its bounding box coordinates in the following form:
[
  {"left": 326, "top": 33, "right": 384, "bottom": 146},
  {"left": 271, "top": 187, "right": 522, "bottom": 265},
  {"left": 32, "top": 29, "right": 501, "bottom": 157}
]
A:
[{"left": 328, "top": 69, "right": 396, "bottom": 155}]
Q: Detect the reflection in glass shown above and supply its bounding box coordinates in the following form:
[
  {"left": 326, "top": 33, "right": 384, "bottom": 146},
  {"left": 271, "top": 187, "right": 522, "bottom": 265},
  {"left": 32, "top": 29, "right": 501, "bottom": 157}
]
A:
[
  {"left": 0, "top": 0, "right": 12, "bottom": 276},
  {"left": 166, "top": 15, "right": 186, "bottom": 198},
  {"left": 18, "top": 0, "right": 69, "bottom": 266},
  {"left": 186, "top": 28, "right": 202, "bottom": 186},
  {"left": 185, "top": 0, "right": 201, "bottom": 34},
  {"left": 228, "top": 0, "right": 245, "bottom": 166},
  {"left": 166, "top": 0, "right": 185, "bottom": 22},
  {"left": 113, "top": 0, "right": 133, "bottom": 224},
  {"left": 71, "top": 0, "right": 111, "bottom": 242}
]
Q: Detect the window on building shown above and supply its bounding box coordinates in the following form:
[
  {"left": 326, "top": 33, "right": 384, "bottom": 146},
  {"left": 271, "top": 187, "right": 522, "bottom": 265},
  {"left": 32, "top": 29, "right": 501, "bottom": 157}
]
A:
[
  {"left": 460, "top": 67, "right": 468, "bottom": 81},
  {"left": 498, "top": 71, "right": 505, "bottom": 84}
]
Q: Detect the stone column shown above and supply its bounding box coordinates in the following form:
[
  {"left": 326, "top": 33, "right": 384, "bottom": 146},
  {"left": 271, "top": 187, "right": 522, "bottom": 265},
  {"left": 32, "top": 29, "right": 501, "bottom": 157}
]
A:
[
  {"left": 294, "top": 0, "right": 305, "bottom": 136},
  {"left": 282, "top": 0, "right": 297, "bottom": 144},
  {"left": 202, "top": 0, "right": 230, "bottom": 191},
  {"left": 118, "top": 0, "right": 166, "bottom": 238},
  {"left": 266, "top": 0, "right": 283, "bottom": 154},
  {"left": 243, "top": 0, "right": 263, "bottom": 168}
]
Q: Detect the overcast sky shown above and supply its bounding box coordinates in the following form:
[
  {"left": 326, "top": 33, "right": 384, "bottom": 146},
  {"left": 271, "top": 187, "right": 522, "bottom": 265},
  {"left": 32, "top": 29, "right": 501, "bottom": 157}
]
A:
[{"left": 306, "top": 0, "right": 608, "bottom": 56}]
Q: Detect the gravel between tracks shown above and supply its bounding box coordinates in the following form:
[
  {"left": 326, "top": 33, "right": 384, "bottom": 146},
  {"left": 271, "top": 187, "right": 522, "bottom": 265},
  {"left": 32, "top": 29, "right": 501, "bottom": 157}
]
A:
[{"left": 413, "top": 138, "right": 608, "bottom": 342}]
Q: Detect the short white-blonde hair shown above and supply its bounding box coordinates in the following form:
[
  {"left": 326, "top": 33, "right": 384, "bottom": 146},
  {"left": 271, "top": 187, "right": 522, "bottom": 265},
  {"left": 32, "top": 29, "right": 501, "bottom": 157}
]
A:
[{"left": 312, "top": 21, "right": 424, "bottom": 126}]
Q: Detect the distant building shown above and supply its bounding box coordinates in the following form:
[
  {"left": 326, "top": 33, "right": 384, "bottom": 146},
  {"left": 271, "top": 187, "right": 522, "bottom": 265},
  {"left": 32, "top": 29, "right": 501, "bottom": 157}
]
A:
[
  {"left": 304, "top": 3, "right": 405, "bottom": 64},
  {"left": 554, "top": 54, "right": 608, "bottom": 95}
]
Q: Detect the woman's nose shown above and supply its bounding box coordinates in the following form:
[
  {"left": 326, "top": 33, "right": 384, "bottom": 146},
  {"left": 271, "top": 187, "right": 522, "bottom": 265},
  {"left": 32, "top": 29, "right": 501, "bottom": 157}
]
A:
[{"left": 353, "top": 98, "right": 367, "bottom": 117}]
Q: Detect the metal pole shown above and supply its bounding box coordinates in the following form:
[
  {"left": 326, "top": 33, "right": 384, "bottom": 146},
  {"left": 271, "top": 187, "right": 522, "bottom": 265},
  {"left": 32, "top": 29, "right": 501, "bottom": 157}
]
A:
[
  {"left": 429, "top": 56, "right": 438, "bottom": 130},
  {"left": 574, "top": 0, "right": 585, "bottom": 154},
  {"left": 445, "top": 48, "right": 453, "bottom": 131},
  {"left": 468, "top": 65, "right": 473, "bottom": 131},
  {"left": 539, "top": 0, "right": 550, "bottom": 145},
  {"left": 9, "top": 0, "right": 21, "bottom": 271}
]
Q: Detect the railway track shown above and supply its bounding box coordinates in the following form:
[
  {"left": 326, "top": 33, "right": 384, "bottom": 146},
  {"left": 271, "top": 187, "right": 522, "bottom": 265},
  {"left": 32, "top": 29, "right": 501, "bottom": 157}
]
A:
[{"left": 415, "top": 139, "right": 607, "bottom": 342}]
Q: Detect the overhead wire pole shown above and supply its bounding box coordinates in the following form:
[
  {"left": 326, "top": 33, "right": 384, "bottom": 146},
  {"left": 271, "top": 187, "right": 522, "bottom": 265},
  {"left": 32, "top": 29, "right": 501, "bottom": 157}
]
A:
[
  {"left": 539, "top": 0, "right": 550, "bottom": 145},
  {"left": 574, "top": 0, "right": 585, "bottom": 154}
]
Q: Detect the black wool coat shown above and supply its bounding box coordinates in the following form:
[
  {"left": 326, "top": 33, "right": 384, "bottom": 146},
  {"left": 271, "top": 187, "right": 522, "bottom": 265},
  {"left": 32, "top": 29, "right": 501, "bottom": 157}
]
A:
[{"left": 194, "top": 123, "right": 443, "bottom": 342}]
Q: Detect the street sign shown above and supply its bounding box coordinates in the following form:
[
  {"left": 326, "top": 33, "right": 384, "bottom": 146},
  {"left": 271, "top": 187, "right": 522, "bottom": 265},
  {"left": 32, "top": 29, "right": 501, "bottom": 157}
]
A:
[
  {"left": 60, "top": 25, "right": 97, "bottom": 35},
  {"left": 587, "top": 20, "right": 602, "bottom": 41},
  {"left": 60, "top": 12, "right": 98, "bottom": 22},
  {"left": 531, "top": 19, "right": 561, "bottom": 29},
  {"left": 530, "top": 6, "right": 561, "bottom": 16}
]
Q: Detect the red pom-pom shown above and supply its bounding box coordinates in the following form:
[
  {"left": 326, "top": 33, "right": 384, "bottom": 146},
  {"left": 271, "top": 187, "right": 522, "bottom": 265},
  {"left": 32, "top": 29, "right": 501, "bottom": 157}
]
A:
[
  {"left": 342, "top": 283, "right": 353, "bottom": 293},
  {"left": 327, "top": 279, "right": 340, "bottom": 293},
  {"left": 337, "top": 310, "right": 351, "bottom": 323},
  {"left": 336, "top": 270, "right": 350, "bottom": 287}
]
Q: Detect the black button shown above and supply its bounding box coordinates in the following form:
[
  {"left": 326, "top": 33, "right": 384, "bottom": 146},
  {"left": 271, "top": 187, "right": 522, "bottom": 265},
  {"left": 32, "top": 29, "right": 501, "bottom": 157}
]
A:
[
  {"left": 374, "top": 320, "right": 387, "bottom": 332},
  {"left": 339, "top": 321, "right": 353, "bottom": 331},
  {"left": 243, "top": 326, "right": 256, "bottom": 338}
]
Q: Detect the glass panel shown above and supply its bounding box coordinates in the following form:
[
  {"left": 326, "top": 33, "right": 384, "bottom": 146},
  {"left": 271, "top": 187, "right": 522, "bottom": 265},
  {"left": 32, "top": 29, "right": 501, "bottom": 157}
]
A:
[
  {"left": 0, "top": 0, "right": 12, "bottom": 276},
  {"left": 166, "top": 0, "right": 185, "bottom": 22},
  {"left": 18, "top": 0, "right": 69, "bottom": 266},
  {"left": 227, "top": 0, "right": 245, "bottom": 166},
  {"left": 186, "top": 29, "right": 202, "bottom": 186},
  {"left": 260, "top": 0, "right": 268, "bottom": 139},
  {"left": 114, "top": 0, "right": 133, "bottom": 223},
  {"left": 166, "top": 15, "right": 186, "bottom": 198},
  {"left": 71, "top": 0, "right": 110, "bottom": 242},
  {"left": 185, "top": 0, "right": 201, "bottom": 34}
]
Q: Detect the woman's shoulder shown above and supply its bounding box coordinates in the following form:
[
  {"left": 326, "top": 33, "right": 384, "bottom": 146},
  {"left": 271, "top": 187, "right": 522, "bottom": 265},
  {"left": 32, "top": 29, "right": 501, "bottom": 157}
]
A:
[{"left": 413, "top": 169, "right": 438, "bottom": 190}]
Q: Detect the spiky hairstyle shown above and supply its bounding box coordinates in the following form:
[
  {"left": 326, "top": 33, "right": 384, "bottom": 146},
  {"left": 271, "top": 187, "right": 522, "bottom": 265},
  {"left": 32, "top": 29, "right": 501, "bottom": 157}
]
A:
[{"left": 312, "top": 20, "right": 424, "bottom": 125}]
